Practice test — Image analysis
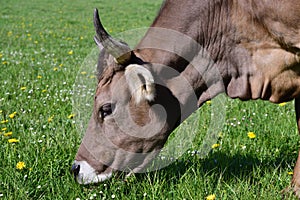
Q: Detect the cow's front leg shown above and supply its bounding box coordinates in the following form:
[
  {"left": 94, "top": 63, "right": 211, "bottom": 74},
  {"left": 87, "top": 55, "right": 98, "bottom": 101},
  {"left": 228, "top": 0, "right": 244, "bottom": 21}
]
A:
[
  {"left": 292, "top": 151, "right": 300, "bottom": 197},
  {"left": 291, "top": 97, "right": 300, "bottom": 197}
]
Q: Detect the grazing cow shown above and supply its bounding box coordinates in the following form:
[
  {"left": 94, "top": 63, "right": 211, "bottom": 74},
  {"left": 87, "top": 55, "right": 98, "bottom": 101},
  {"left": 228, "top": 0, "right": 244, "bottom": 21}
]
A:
[{"left": 72, "top": 0, "right": 300, "bottom": 196}]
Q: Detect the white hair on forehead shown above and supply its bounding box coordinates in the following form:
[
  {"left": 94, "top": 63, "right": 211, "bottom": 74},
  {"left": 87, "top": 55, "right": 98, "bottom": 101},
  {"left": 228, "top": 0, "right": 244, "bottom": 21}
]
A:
[{"left": 125, "top": 64, "right": 156, "bottom": 104}]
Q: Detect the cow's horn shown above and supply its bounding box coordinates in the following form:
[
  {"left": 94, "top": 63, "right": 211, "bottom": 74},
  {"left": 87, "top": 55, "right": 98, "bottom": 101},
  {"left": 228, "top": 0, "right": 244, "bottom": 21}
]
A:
[{"left": 93, "top": 8, "right": 132, "bottom": 65}]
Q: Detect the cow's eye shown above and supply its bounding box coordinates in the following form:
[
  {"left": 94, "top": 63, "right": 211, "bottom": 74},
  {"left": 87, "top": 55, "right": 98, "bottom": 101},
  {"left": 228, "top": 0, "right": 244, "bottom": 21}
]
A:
[{"left": 99, "top": 103, "right": 113, "bottom": 119}]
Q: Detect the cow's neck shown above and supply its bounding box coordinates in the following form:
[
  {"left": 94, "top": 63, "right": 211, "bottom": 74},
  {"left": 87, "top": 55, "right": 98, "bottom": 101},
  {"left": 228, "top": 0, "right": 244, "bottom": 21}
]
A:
[{"left": 135, "top": 0, "right": 234, "bottom": 114}]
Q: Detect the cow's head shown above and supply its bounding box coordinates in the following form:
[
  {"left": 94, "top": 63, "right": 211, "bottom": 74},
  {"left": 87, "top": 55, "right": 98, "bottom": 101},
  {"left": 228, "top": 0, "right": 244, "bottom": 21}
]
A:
[{"left": 71, "top": 9, "right": 181, "bottom": 184}]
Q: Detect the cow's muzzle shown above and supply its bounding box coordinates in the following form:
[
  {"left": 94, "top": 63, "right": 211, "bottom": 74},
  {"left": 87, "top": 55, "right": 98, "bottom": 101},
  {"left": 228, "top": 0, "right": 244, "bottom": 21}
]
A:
[{"left": 71, "top": 160, "right": 112, "bottom": 184}]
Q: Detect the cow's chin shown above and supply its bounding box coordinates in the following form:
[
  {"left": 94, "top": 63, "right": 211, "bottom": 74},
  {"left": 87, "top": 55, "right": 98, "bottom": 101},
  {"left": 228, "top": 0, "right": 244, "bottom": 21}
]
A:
[{"left": 74, "top": 160, "right": 112, "bottom": 184}]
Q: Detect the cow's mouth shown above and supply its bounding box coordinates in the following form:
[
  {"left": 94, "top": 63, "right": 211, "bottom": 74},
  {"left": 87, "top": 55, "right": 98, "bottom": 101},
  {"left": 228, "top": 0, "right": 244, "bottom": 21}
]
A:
[
  {"left": 71, "top": 149, "right": 160, "bottom": 184},
  {"left": 71, "top": 160, "right": 153, "bottom": 184}
]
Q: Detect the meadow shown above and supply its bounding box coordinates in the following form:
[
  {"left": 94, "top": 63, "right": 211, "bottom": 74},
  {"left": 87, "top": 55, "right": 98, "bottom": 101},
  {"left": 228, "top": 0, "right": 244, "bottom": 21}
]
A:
[{"left": 0, "top": 0, "right": 299, "bottom": 199}]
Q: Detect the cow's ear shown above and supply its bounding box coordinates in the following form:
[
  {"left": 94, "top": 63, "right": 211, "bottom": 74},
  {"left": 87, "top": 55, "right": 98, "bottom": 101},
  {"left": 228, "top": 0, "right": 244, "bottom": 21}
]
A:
[{"left": 125, "top": 64, "right": 156, "bottom": 104}]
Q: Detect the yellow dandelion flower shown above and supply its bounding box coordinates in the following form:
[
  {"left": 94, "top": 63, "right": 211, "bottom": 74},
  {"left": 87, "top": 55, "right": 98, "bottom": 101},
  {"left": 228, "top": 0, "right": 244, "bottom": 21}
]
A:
[
  {"left": 89, "top": 75, "right": 96, "bottom": 79},
  {"left": 59, "top": 63, "right": 63, "bottom": 67},
  {"left": 4, "top": 132, "right": 12, "bottom": 137},
  {"left": 27, "top": 33, "right": 31, "bottom": 37},
  {"left": 67, "top": 114, "right": 75, "bottom": 119},
  {"left": 212, "top": 143, "right": 220, "bottom": 149},
  {"left": 1, "top": 120, "right": 8, "bottom": 124},
  {"left": 7, "top": 31, "right": 12, "bottom": 37},
  {"left": 21, "top": 86, "right": 26, "bottom": 90},
  {"left": 206, "top": 100, "right": 212, "bottom": 105},
  {"left": 53, "top": 67, "right": 58, "bottom": 71},
  {"left": 80, "top": 71, "right": 87, "bottom": 75},
  {"left": 288, "top": 171, "right": 293, "bottom": 175},
  {"left": 2, "top": 61, "right": 8, "bottom": 65},
  {"left": 37, "top": 75, "right": 42, "bottom": 79},
  {"left": 48, "top": 115, "right": 54, "bottom": 123},
  {"left": 206, "top": 194, "right": 216, "bottom": 200},
  {"left": 279, "top": 102, "right": 287, "bottom": 106},
  {"left": 42, "top": 89, "right": 47, "bottom": 93},
  {"left": 0, "top": 53, "right": 3, "bottom": 58},
  {"left": 34, "top": 40, "right": 38, "bottom": 44},
  {"left": 68, "top": 50, "right": 73, "bottom": 55},
  {"left": 80, "top": 36, "right": 84, "bottom": 40},
  {"left": 8, "top": 138, "right": 19, "bottom": 143},
  {"left": 9, "top": 112, "right": 17, "bottom": 119},
  {"left": 247, "top": 132, "right": 256, "bottom": 139},
  {"left": 16, "top": 161, "right": 26, "bottom": 170},
  {"left": 0, "top": 110, "right": 2, "bottom": 114},
  {"left": 2, "top": 127, "right": 7, "bottom": 131},
  {"left": 218, "top": 132, "right": 223, "bottom": 138}
]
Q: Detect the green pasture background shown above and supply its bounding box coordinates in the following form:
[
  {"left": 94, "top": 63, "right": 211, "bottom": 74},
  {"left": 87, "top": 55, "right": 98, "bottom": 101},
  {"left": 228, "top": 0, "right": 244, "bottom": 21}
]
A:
[{"left": 0, "top": 0, "right": 299, "bottom": 199}]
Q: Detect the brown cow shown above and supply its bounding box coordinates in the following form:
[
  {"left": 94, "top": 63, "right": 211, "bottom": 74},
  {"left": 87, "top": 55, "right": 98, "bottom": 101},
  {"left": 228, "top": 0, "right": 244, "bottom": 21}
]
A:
[{"left": 72, "top": 0, "right": 300, "bottom": 196}]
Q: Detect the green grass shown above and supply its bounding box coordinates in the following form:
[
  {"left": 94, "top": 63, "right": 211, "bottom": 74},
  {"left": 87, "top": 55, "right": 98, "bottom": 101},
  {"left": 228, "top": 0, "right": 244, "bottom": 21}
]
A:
[{"left": 0, "top": 0, "right": 299, "bottom": 199}]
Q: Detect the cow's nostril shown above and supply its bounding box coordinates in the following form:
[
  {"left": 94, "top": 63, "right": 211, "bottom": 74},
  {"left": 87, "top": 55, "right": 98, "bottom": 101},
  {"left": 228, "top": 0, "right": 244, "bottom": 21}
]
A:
[{"left": 71, "top": 163, "right": 80, "bottom": 178}]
